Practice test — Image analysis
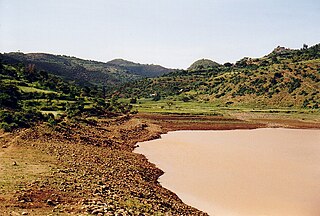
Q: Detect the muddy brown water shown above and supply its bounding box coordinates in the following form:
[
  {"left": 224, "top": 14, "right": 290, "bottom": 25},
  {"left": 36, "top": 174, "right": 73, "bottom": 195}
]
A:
[{"left": 135, "top": 128, "right": 320, "bottom": 216}]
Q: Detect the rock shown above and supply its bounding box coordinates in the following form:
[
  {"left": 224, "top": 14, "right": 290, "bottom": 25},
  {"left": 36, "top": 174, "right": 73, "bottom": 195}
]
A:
[
  {"left": 47, "top": 199, "right": 56, "bottom": 206},
  {"left": 12, "top": 161, "right": 18, "bottom": 166},
  {"left": 2, "top": 145, "right": 7, "bottom": 148},
  {"left": 10, "top": 211, "right": 20, "bottom": 216},
  {"left": 22, "top": 212, "right": 29, "bottom": 215},
  {"left": 107, "top": 205, "right": 115, "bottom": 211},
  {"left": 92, "top": 209, "right": 104, "bottom": 214}
]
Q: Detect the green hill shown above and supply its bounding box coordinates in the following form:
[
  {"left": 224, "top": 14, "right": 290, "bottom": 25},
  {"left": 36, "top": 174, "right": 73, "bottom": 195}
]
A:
[
  {"left": 0, "top": 61, "right": 132, "bottom": 131},
  {"left": 107, "top": 58, "right": 171, "bottom": 78},
  {"left": 116, "top": 44, "right": 320, "bottom": 109},
  {"left": 188, "top": 59, "right": 221, "bottom": 71},
  {"left": 0, "top": 53, "right": 173, "bottom": 87}
]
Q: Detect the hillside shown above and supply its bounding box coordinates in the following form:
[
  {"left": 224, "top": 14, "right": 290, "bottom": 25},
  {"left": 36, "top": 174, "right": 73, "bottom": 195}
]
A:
[
  {"left": 0, "top": 52, "right": 173, "bottom": 87},
  {"left": 0, "top": 61, "right": 132, "bottom": 131},
  {"left": 117, "top": 44, "right": 320, "bottom": 109},
  {"left": 107, "top": 58, "right": 171, "bottom": 77}
]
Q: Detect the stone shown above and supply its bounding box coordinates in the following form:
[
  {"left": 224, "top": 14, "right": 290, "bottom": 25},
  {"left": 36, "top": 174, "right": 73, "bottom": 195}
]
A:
[
  {"left": 92, "top": 209, "right": 104, "bottom": 214},
  {"left": 47, "top": 199, "right": 55, "bottom": 206}
]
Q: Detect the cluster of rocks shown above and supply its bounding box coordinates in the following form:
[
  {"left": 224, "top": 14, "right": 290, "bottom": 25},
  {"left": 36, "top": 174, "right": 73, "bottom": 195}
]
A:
[{"left": 82, "top": 199, "right": 133, "bottom": 215}]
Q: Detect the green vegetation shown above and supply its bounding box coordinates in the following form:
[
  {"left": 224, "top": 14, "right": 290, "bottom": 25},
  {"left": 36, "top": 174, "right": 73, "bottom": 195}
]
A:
[
  {"left": 116, "top": 44, "right": 320, "bottom": 110},
  {"left": 188, "top": 59, "right": 221, "bottom": 71},
  {"left": 1, "top": 44, "right": 319, "bottom": 128},
  {"left": 0, "top": 61, "right": 132, "bottom": 131},
  {"left": 122, "top": 98, "right": 223, "bottom": 115},
  {"left": 107, "top": 58, "right": 172, "bottom": 78},
  {"left": 121, "top": 98, "right": 320, "bottom": 122},
  {"left": 0, "top": 53, "right": 172, "bottom": 87}
]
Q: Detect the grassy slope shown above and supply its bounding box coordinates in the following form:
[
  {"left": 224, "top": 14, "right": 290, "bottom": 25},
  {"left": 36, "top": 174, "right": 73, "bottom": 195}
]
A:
[
  {"left": 117, "top": 44, "right": 320, "bottom": 110},
  {"left": 0, "top": 61, "right": 134, "bottom": 133}
]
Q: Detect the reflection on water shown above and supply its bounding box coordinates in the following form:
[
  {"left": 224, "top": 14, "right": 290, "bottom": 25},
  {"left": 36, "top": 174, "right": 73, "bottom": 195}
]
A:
[{"left": 135, "top": 129, "right": 320, "bottom": 216}]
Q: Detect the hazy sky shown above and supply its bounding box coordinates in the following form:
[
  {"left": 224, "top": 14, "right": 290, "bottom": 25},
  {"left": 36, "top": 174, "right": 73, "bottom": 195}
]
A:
[{"left": 0, "top": 0, "right": 319, "bottom": 69}]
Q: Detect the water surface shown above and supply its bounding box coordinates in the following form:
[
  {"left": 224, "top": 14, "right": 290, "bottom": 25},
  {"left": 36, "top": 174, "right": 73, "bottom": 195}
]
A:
[{"left": 135, "top": 129, "right": 320, "bottom": 216}]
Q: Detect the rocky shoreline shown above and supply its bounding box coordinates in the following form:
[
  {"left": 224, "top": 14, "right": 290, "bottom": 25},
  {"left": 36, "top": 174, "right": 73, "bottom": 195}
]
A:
[
  {"left": 0, "top": 113, "right": 319, "bottom": 215},
  {"left": 0, "top": 115, "right": 209, "bottom": 215}
]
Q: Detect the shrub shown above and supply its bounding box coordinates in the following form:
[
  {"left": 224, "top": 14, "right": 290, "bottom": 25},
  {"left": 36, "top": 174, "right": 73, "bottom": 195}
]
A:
[
  {"left": 288, "top": 78, "right": 301, "bottom": 93},
  {"left": 130, "top": 98, "right": 137, "bottom": 104},
  {"left": 0, "top": 109, "right": 46, "bottom": 131},
  {"left": 152, "top": 94, "right": 161, "bottom": 101},
  {"left": 0, "top": 83, "right": 21, "bottom": 109}
]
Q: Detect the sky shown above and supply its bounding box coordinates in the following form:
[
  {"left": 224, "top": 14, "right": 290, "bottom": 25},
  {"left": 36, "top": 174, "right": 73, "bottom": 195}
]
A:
[{"left": 0, "top": 0, "right": 319, "bottom": 69}]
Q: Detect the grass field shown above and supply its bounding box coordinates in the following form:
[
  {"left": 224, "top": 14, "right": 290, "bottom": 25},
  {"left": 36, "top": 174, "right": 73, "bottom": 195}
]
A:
[
  {"left": 119, "top": 98, "right": 320, "bottom": 122},
  {"left": 40, "top": 110, "right": 64, "bottom": 116},
  {"left": 121, "top": 98, "right": 223, "bottom": 115},
  {"left": 18, "top": 86, "right": 58, "bottom": 94}
]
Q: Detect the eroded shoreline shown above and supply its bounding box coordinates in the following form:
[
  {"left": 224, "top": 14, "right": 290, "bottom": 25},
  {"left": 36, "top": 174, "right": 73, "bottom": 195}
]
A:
[{"left": 0, "top": 113, "right": 319, "bottom": 215}]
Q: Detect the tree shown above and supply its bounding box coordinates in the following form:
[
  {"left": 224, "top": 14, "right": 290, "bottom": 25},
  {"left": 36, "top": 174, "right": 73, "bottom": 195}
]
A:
[
  {"left": 102, "top": 86, "right": 106, "bottom": 99},
  {"left": 0, "top": 84, "right": 21, "bottom": 109},
  {"left": 66, "top": 100, "right": 85, "bottom": 118},
  {"left": 130, "top": 98, "right": 137, "bottom": 104},
  {"left": 152, "top": 93, "right": 161, "bottom": 101},
  {"left": 224, "top": 62, "right": 233, "bottom": 67},
  {"left": 46, "top": 93, "right": 55, "bottom": 106}
]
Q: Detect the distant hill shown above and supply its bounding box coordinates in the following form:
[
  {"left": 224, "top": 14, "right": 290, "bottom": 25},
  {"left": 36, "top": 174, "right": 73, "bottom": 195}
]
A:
[
  {"left": 117, "top": 44, "right": 320, "bottom": 109},
  {"left": 0, "top": 52, "right": 173, "bottom": 86},
  {"left": 107, "top": 59, "right": 171, "bottom": 78},
  {"left": 188, "top": 59, "right": 221, "bottom": 71}
]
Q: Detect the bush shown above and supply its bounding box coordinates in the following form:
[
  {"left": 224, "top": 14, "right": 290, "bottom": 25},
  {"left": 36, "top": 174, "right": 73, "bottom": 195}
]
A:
[
  {"left": 152, "top": 94, "right": 161, "bottom": 101},
  {"left": 288, "top": 78, "right": 301, "bottom": 93},
  {"left": 130, "top": 98, "right": 137, "bottom": 104},
  {"left": 65, "top": 100, "right": 85, "bottom": 118},
  {"left": 181, "top": 96, "right": 191, "bottom": 102},
  {"left": 0, "top": 109, "right": 46, "bottom": 131},
  {"left": 0, "top": 83, "right": 21, "bottom": 109},
  {"left": 0, "top": 122, "right": 18, "bottom": 132},
  {"left": 47, "top": 114, "right": 58, "bottom": 127}
]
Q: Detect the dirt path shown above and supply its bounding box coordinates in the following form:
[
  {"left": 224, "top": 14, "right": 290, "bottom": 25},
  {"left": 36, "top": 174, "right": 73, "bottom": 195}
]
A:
[{"left": 0, "top": 132, "right": 16, "bottom": 172}]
